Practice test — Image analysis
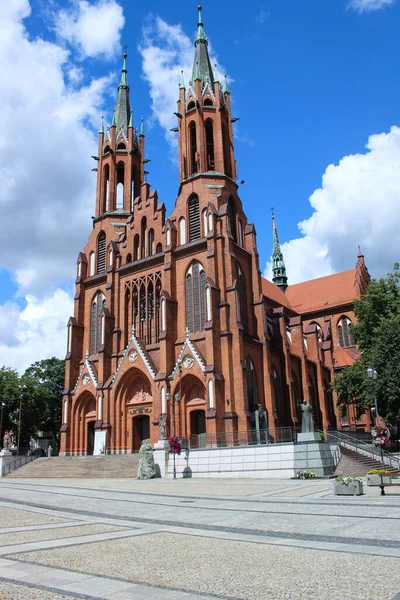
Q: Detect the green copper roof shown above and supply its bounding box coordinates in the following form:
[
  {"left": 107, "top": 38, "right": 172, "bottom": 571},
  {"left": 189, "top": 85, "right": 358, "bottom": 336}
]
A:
[
  {"left": 140, "top": 115, "right": 145, "bottom": 135},
  {"left": 114, "top": 52, "right": 131, "bottom": 134},
  {"left": 191, "top": 5, "right": 214, "bottom": 90},
  {"left": 272, "top": 214, "right": 288, "bottom": 292}
]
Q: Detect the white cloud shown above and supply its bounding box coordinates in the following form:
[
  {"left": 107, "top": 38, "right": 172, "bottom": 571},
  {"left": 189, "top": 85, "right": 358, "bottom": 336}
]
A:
[
  {"left": 54, "top": 0, "right": 124, "bottom": 59},
  {"left": 347, "top": 0, "right": 396, "bottom": 12},
  {"left": 265, "top": 126, "right": 400, "bottom": 284},
  {"left": 0, "top": 1, "right": 122, "bottom": 369},
  {"left": 0, "top": 291, "right": 73, "bottom": 373},
  {"left": 139, "top": 16, "right": 226, "bottom": 149}
]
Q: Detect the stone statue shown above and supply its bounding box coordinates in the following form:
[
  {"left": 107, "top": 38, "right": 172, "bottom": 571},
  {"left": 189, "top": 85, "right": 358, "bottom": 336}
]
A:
[
  {"left": 159, "top": 416, "right": 167, "bottom": 441},
  {"left": 300, "top": 402, "right": 314, "bottom": 433},
  {"left": 3, "top": 430, "right": 11, "bottom": 450},
  {"left": 137, "top": 439, "right": 157, "bottom": 479}
]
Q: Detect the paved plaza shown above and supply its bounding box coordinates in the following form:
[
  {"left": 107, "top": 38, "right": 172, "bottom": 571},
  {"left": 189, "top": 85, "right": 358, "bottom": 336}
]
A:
[{"left": 0, "top": 478, "right": 399, "bottom": 599}]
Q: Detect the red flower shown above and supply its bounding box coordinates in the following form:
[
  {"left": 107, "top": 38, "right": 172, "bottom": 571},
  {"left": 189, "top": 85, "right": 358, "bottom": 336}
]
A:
[{"left": 168, "top": 435, "right": 182, "bottom": 455}]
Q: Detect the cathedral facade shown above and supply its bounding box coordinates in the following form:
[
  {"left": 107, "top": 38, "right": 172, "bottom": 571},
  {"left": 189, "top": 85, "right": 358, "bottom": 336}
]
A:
[{"left": 60, "top": 7, "right": 371, "bottom": 456}]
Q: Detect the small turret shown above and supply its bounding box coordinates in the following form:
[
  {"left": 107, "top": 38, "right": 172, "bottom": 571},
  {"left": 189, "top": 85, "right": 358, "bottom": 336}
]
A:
[
  {"left": 190, "top": 5, "right": 215, "bottom": 90},
  {"left": 271, "top": 213, "right": 288, "bottom": 292}
]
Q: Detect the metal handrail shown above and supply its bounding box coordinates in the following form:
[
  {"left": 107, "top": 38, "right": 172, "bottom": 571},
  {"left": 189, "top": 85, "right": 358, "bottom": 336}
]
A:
[
  {"left": 185, "top": 427, "right": 295, "bottom": 450},
  {"left": 322, "top": 430, "right": 400, "bottom": 471},
  {"left": 1, "top": 454, "right": 38, "bottom": 477}
]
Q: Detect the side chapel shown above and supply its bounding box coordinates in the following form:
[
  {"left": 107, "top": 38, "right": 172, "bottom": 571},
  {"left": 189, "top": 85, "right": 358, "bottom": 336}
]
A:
[{"left": 60, "top": 6, "right": 371, "bottom": 456}]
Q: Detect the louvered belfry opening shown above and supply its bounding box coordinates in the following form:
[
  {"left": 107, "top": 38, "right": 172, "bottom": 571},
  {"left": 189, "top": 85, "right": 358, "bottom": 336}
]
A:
[
  {"left": 97, "top": 232, "right": 106, "bottom": 273},
  {"left": 190, "top": 122, "right": 197, "bottom": 175},
  {"left": 205, "top": 120, "right": 215, "bottom": 170},
  {"left": 227, "top": 198, "right": 237, "bottom": 242},
  {"left": 189, "top": 195, "right": 201, "bottom": 241}
]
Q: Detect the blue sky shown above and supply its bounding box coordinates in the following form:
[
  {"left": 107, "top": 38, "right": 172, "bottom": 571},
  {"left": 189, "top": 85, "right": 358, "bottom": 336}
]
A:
[{"left": 1, "top": 0, "right": 400, "bottom": 369}]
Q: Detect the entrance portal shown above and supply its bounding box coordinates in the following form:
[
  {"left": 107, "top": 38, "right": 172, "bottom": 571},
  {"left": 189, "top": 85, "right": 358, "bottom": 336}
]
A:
[
  {"left": 87, "top": 422, "right": 95, "bottom": 455},
  {"left": 190, "top": 410, "right": 206, "bottom": 448},
  {"left": 132, "top": 416, "right": 150, "bottom": 451}
]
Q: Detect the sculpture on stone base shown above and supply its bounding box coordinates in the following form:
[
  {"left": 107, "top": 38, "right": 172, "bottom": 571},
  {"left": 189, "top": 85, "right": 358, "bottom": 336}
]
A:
[
  {"left": 3, "top": 430, "right": 12, "bottom": 450},
  {"left": 300, "top": 402, "right": 314, "bottom": 433},
  {"left": 159, "top": 416, "right": 167, "bottom": 441},
  {"left": 137, "top": 439, "right": 157, "bottom": 479}
]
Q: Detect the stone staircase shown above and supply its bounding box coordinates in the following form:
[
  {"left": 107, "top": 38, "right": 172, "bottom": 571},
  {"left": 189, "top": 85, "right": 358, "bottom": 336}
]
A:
[
  {"left": 6, "top": 455, "right": 139, "bottom": 478},
  {"left": 335, "top": 446, "right": 400, "bottom": 477}
]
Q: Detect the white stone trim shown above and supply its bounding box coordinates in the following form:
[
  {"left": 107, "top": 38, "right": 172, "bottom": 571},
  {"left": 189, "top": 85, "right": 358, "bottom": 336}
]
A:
[
  {"left": 171, "top": 329, "right": 206, "bottom": 379},
  {"left": 111, "top": 326, "right": 156, "bottom": 387},
  {"left": 72, "top": 350, "right": 98, "bottom": 394}
]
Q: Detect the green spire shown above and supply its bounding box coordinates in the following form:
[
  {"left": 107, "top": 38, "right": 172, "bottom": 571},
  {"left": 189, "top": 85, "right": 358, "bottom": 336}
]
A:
[
  {"left": 224, "top": 74, "right": 230, "bottom": 93},
  {"left": 114, "top": 50, "right": 131, "bottom": 134},
  {"left": 140, "top": 115, "right": 145, "bottom": 136},
  {"left": 180, "top": 70, "right": 185, "bottom": 89},
  {"left": 191, "top": 5, "right": 214, "bottom": 89},
  {"left": 271, "top": 213, "right": 288, "bottom": 292},
  {"left": 100, "top": 115, "right": 104, "bottom": 134},
  {"left": 128, "top": 111, "right": 132, "bottom": 128}
]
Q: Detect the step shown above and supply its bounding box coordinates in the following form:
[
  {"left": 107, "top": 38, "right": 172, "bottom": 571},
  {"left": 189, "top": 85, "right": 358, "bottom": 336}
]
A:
[{"left": 6, "top": 455, "right": 140, "bottom": 478}]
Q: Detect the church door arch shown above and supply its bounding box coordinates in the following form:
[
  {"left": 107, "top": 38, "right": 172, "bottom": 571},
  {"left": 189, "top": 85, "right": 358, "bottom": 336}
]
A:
[
  {"left": 190, "top": 409, "right": 206, "bottom": 448},
  {"left": 72, "top": 392, "right": 96, "bottom": 455},
  {"left": 115, "top": 368, "right": 153, "bottom": 453},
  {"left": 132, "top": 415, "right": 150, "bottom": 451}
]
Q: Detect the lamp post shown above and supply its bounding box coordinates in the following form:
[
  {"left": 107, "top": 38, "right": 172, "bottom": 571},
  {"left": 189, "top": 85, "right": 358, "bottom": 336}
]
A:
[
  {"left": 0, "top": 402, "right": 5, "bottom": 449},
  {"left": 367, "top": 368, "right": 379, "bottom": 425},
  {"left": 17, "top": 384, "right": 26, "bottom": 455},
  {"left": 367, "top": 368, "right": 384, "bottom": 468},
  {"left": 166, "top": 391, "right": 181, "bottom": 480}
]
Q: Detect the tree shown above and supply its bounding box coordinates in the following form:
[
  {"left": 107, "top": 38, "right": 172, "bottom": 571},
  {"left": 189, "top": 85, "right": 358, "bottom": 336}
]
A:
[
  {"left": 333, "top": 265, "right": 400, "bottom": 425},
  {"left": 0, "top": 367, "right": 20, "bottom": 442},
  {"left": 22, "top": 358, "right": 65, "bottom": 447}
]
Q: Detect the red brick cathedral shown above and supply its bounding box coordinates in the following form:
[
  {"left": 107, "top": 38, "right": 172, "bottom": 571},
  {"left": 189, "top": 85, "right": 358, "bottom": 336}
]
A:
[{"left": 60, "top": 6, "right": 371, "bottom": 456}]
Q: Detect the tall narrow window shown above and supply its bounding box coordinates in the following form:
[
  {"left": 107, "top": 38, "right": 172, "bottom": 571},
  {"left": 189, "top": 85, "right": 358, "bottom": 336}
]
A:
[
  {"left": 338, "top": 317, "right": 354, "bottom": 347},
  {"left": 133, "top": 234, "right": 140, "bottom": 261},
  {"left": 89, "top": 252, "right": 95, "bottom": 276},
  {"left": 237, "top": 265, "right": 248, "bottom": 331},
  {"left": 97, "top": 232, "right": 106, "bottom": 274},
  {"left": 116, "top": 162, "right": 124, "bottom": 210},
  {"left": 186, "top": 262, "right": 206, "bottom": 333},
  {"left": 141, "top": 217, "right": 147, "bottom": 259},
  {"left": 148, "top": 229, "right": 155, "bottom": 256},
  {"left": 91, "top": 292, "right": 106, "bottom": 354},
  {"left": 247, "top": 359, "right": 258, "bottom": 413},
  {"left": 222, "top": 122, "right": 232, "bottom": 178},
  {"left": 188, "top": 195, "right": 200, "bottom": 241},
  {"left": 103, "top": 164, "right": 110, "bottom": 213},
  {"left": 205, "top": 119, "right": 215, "bottom": 170},
  {"left": 189, "top": 122, "right": 197, "bottom": 175},
  {"left": 179, "top": 218, "right": 186, "bottom": 245},
  {"left": 272, "top": 368, "right": 280, "bottom": 417},
  {"left": 227, "top": 197, "right": 237, "bottom": 242}
]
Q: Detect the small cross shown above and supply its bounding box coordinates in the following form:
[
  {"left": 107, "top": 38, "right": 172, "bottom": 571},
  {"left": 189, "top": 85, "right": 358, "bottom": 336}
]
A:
[
  {"left": 271, "top": 207, "right": 275, "bottom": 216},
  {"left": 124, "top": 44, "right": 128, "bottom": 54}
]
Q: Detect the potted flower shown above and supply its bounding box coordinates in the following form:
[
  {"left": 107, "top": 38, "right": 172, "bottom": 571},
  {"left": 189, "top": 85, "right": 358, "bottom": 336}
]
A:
[
  {"left": 297, "top": 470, "right": 317, "bottom": 480},
  {"left": 371, "top": 426, "right": 390, "bottom": 449},
  {"left": 333, "top": 476, "right": 364, "bottom": 496},
  {"left": 168, "top": 435, "right": 182, "bottom": 455},
  {"left": 366, "top": 469, "right": 392, "bottom": 486}
]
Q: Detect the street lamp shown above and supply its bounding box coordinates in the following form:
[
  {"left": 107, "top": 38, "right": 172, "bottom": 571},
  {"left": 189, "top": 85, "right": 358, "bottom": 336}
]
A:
[
  {"left": 367, "top": 368, "right": 379, "bottom": 425},
  {"left": 367, "top": 368, "right": 385, "bottom": 468},
  {"left": 17, "top": 384, "right": 26, "bottom": 454},
  {"left": 0, "top": 402, "right": 5, "bottom": 448}
]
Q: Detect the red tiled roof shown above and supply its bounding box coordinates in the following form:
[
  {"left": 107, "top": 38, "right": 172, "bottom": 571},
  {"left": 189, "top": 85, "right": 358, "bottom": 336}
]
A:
[
  {"left": 261, "top": 278, "right": 293, "bottom": 310},
  {"left": 285, "top": 270, "right": 357, "bottom": 314},
  {"left": 334, "top": 346, "right": 361, "bottom": 368}
]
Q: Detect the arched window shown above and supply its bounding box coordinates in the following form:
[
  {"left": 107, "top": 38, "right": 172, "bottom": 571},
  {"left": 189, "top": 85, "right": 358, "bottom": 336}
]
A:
[
  {"left": 227, "top": 197, "right": 237, "bottom": 242},
  {"left": 148, "top": 229, "right": 155, "bottom": 256},
  {"left": 186, "top": 262, "right": 206, "bottom": 333},
  {"left": 141, "top": 217, "right": 147, "bottom": 259},
  {"left": 117, "top": 142, "right": 126, "bottom": 150},
  {"left": 126, "top": 253, "right": 132, "bottom": 264},
  {"left": 89, "top": 252, "right": 95, "bottom": 276},
  {"left": 203, "top": 209, "right": 208, "bottom": 236},
  {"left": 205, "top": 119, "right": 215, "bottom": 171},
  {"left": 188, "top": 195, "right": 200, "bottom": 241},
  {"left": 166, "top": 228, "right": 171, "bottom": 246},
  {"left": 187, "top": 101, "right": 195, "bottom": 111},
  {"left": 97, "top": 232, "right": 106, "bottom": 274},
  {"left": 156, "top": 243, "right": 162, "bottom": 254},
  {"left": 291, "top": 371, "right": 300, "bottom": 405},
  {"left": 179, "top": 217, "right": 186, "bottom": 245},
  {"left": 272, "top": 367, "right": 280, "bottom": 416},
  {"left": 189, "top": 122, "right": 197, "bottom": 175},
  {"left": 116, "top": 162, "right": 124, "bottom": 210},
  {"left": 204, "top": 98, "right": 213, "bottom": 107},
  {"left": 91, "top": 292, "right": 106, "bottom": 354},
  {"left": 77, "top": 260, "right": 82, "bottom": 278},
  {"left": 103, "top": 164, "right": 110, "bottom": 212},
  {"left": 236, "top": 265, "right": 248, "bottom": 331},
  {"left": 238, "top": 220, "right": 244, "bottom": 247},
  {"left": 222, "top": 122, "right": 232, "bottom": 178},
  {"left": 247, "top": 358, "right": 258, "bottom": 413},
  {"left": 133, "top": 234, "right": 140, "bottom": 261},
  {"left": 104, "top": 145, "right": 112, "bottom": 154},
  {"left": 109, "top": 247, "right": 113, "bottom": 268},
  {"left": 337, "top": 317, "right": 354, "bottom": 347}
]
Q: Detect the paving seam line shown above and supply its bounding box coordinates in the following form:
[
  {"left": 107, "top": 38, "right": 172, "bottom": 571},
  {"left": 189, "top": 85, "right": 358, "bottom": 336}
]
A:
[
  {"left": 0, "top": 526, "right": 136, "bottom": 549},
  {"left": 0, "top": 565, "right": 244, "bottom": 600},
  {"left": 3, "top": 480, "right": 399, "bottom": 508},
  {"left": 1, "top": 496, "right": 400, "bottom": 550},
  {"left": 0, "top": 577, "right": 99, "bottom": 600}
]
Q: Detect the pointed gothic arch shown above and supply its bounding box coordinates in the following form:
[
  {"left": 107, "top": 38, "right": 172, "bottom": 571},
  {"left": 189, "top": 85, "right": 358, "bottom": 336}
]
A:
[
  {"left": 337, "top": 316, "right": 354, "bottom": 347},
  {"left": 91, "top": 290, "right": 106, "bottom": 354},
  {"left": 116, "top": 162, "right": 125, "bottom": 210},
  {"left": 188, "top": 195, "right": 200, "bottom": 241},
  {"left": 205, "top": 119, "right": 215, "bottom": 171},
  {"left": 103, "top": 164, "right": 110, "bottom": 213},
  {"left": 189, "top": 121, "right": 198, "bottom": 175},
  {"left": 97, "top": 231, "right": 106, "bottom": 274}
]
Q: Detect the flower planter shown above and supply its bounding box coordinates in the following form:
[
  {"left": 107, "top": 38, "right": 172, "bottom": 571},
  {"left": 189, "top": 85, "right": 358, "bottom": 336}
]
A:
[
  {"left": 366, "top": 475, "right": 392, "bottom": 486},
  {"left": 333, "top": 481, "right": 364, "bottom": 496}
]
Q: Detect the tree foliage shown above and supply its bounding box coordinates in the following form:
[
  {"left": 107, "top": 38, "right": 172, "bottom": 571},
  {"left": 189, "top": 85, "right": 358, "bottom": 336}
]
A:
[
  {"left": 333, "top": 265, "right": 400, "bottom": 425},
  {"left": 0, "top": 358, "right": 64, "bottom": 448}
]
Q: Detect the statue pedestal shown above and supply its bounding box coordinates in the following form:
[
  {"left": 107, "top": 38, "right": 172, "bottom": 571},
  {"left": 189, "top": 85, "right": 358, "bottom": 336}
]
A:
[
  {"left": 154, "top": 440, "right": 169, "bottom": 450},
  {"left": 297, "top": 432, "right": 321, "bottom": 443},
  {"left": 0, "top": 450, "right": 12, "bottom": 456}
]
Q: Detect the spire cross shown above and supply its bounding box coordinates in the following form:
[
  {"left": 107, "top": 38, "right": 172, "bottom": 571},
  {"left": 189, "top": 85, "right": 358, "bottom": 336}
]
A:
[{"left": 271, "top": 207, "right": 275, "bottom": 216}]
